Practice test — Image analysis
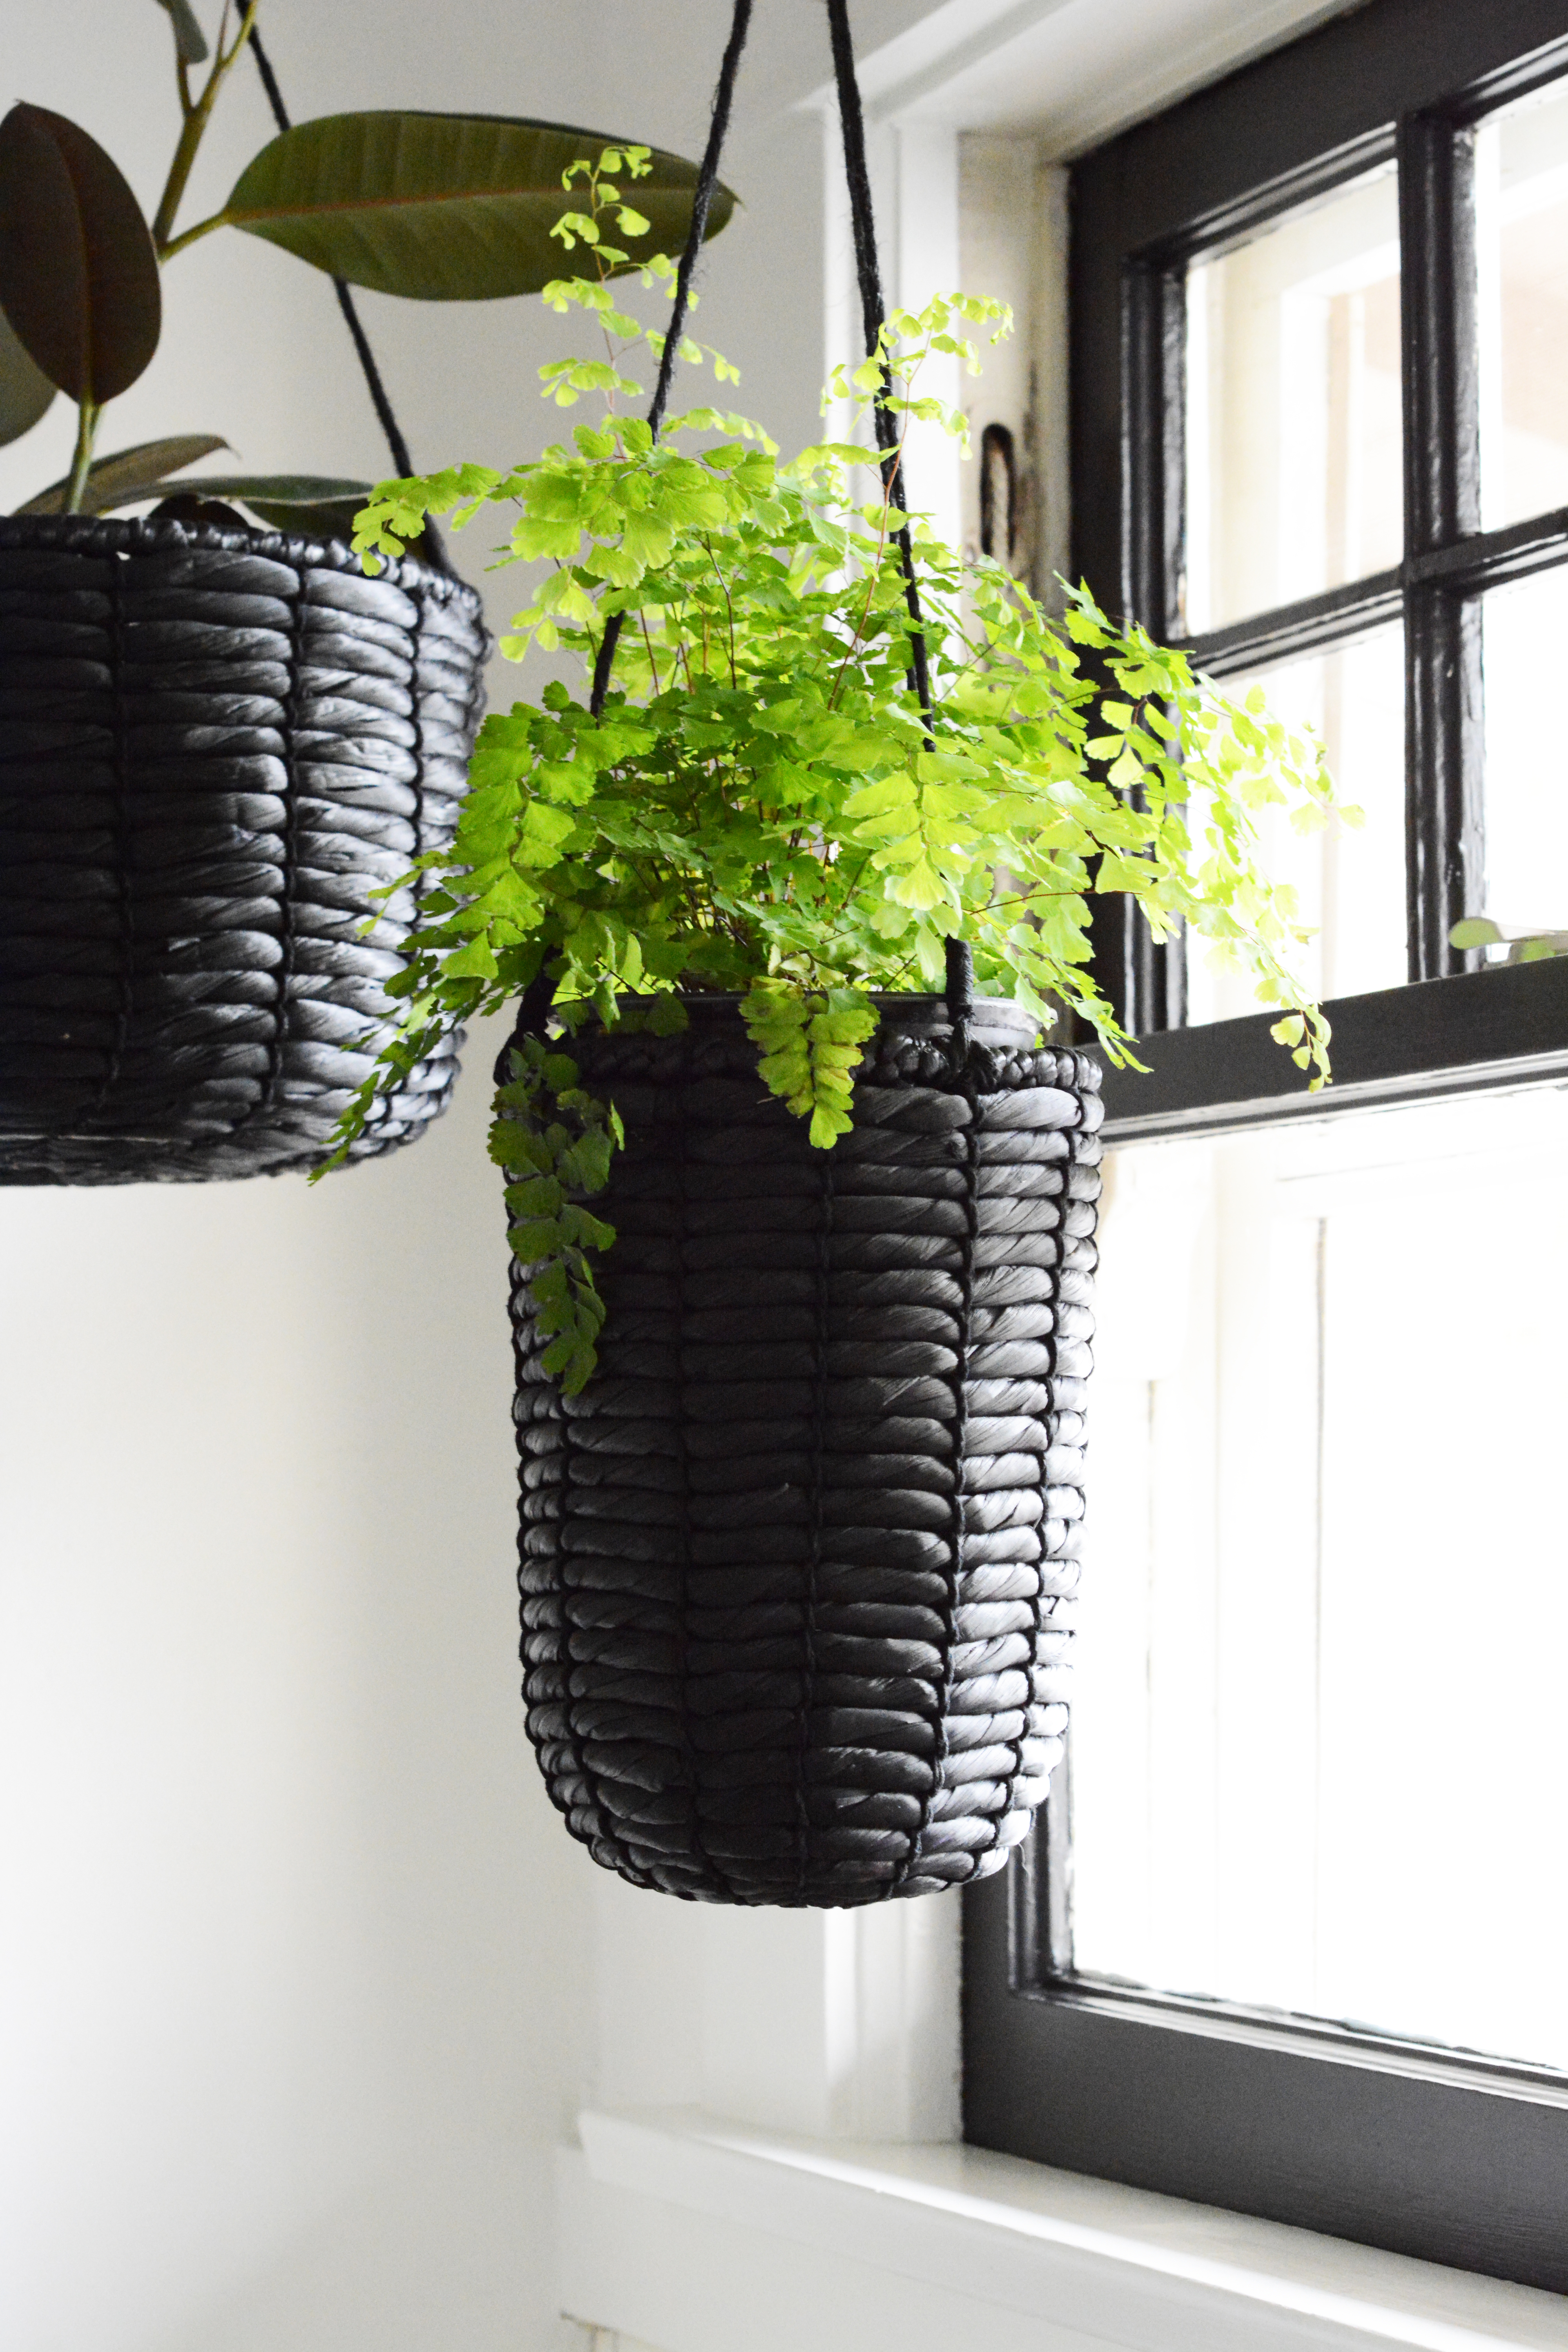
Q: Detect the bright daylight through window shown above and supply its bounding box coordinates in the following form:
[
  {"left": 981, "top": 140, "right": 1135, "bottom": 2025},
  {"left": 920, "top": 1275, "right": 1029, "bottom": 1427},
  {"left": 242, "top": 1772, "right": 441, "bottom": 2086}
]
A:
[
  {"left": 1065, "top": 62, "right": 1568, "bottom": 2080},
  {"left": 1078, "top": 1085, "right": 1568, "bottom": 2073}
]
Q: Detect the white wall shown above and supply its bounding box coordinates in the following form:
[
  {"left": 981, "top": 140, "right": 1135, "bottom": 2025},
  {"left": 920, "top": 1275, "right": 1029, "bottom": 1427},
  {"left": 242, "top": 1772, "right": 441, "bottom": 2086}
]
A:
[
  {"left": 0, "top": 6, "right": 950, "bottom": 2348},
  {"left": 2, "top": 1003, "right": 590, "bottom": 2352}
]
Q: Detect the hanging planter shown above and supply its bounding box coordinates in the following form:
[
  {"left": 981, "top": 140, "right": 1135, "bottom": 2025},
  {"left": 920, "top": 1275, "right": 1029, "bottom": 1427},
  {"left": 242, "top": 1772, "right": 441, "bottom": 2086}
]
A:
[
  {"left": 0, "top": 511, "right": 485, "bottom": 1181},
  {"left": 512, "top": 993, "right": 1101, "bottom": 1903},
  {"left": 0, "top": 9, "right": 733, "bottom": 1183},
  {"left": 330, "top": 0, "right": 1348, "bottom": 1903}
]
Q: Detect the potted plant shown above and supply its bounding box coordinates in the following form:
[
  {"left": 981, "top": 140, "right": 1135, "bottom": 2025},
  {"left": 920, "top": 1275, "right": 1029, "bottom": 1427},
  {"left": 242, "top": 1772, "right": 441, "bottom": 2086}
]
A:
[
  {"left": 324, "top": 119, "right": 1345, "bottom": 1906},
  {"left": 0, "top": 0, "right": 730, "bottom": 1182}
]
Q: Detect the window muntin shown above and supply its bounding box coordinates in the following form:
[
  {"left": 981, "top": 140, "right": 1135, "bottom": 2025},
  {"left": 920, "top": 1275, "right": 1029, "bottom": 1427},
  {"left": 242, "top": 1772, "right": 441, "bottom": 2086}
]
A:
[
  {"left": 1183, "top": 167, "right": 1403, "bottom": 634},
  {"left": 1072, "top": 1087, "right": 1568, "bottom": 2075}
]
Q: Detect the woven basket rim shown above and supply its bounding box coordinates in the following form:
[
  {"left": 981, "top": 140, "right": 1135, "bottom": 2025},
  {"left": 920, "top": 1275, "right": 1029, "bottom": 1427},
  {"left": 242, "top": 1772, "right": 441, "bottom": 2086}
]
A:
[
  {"left": 568, "top": 988, "right": 1050, "bottom": 1027},
  {"left": 0, "top": 508, "right": 483, "bottom": 615},
  {"left": 561, "top": 990, "right": 1105, "bottom": 1098}
]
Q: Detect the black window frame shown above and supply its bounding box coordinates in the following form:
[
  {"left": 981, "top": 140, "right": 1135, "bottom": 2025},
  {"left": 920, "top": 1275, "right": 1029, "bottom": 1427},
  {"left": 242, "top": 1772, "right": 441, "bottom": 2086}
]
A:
[{"left": 962, "top": 0, "right": 1568, "bottom": 2296}]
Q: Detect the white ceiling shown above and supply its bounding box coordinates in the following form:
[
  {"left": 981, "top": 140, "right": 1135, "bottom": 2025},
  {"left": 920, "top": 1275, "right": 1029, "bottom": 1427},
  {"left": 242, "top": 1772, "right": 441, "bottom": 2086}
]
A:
[{"left": 844, "top": 0, "right": 1372, "bottom": 156}]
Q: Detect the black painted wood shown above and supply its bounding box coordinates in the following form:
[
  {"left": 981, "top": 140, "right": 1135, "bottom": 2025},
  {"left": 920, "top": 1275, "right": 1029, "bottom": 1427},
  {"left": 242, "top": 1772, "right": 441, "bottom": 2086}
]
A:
[
  {"left": 1074, "top": 0, "right": 1568, "bottom": 281},
  {"left": 987, "top": 0, "right": 1568, "bottom": 2283},
  {"left": 1170, "top": 570, "right": 1405, "bottom": 676},
  {"left": 1084, "top": 261, "right": 1186, "bottom": 1038},
  {"left": 1071, "top": 0, "right": 1568, "bottom": 1037},
  {"left": 1096, "top": 955, "right": 1568, "bottom": 1139},
  {"left": 1120, "top": 260, "right": 1185, "bottom": 638},
  {"left": 1399, "top": 111, "right": 1483, "bottom": 980},
  {"left": 964, "top": 1853, "right": 1568, "bottom": 2293}
]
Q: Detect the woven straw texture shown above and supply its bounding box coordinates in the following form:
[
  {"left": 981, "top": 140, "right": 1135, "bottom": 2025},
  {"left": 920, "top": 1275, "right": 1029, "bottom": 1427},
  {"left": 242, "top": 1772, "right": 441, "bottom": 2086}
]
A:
[
  {"left": 511, "top": 995, "right": 1102, "bottom": 1906},
  {"left": 0, "top": 514, "right": 487, "bottom": 1184}
]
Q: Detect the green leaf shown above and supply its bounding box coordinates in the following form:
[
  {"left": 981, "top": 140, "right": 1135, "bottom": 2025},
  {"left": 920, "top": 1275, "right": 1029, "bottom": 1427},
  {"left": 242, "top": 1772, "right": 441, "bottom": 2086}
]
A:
[
  {"left": 1448, "top": 915, "right": 1502, "bottom": 951},
  {"left": 508, "top": 1218, "right": 563, "bottom": 1261},
  {"left": 16, "top": 434, "right": 230, "bottom": 516},
  {"left": 179, "top": 472, "right": 370, "bottom": 508},
  {"left": 0, "top": 302, "right": 55, "bottom": 446},
  {"left": 152, "top": 0, "right": 209, "bottom": 64},
  {"left": 166, "top": 473, "right": 375, "bottom": 543},
  {"left": 233, "top": 498, "right": 371, "bottom": 544},
  {"left": 506, "top": 1175, "right": 564, "bottom": 1216},
  {"left": 0, "top": 103, "right": 160, "bottom": 401},
  {"left": 222, "top": 114, "right": 737, "bottom": 301}
]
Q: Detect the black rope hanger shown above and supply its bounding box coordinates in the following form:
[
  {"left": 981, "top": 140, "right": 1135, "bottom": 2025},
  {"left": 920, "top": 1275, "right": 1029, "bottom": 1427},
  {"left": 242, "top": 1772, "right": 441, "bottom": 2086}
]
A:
[
  {"left": 824, "top": 0, "right": 936, "bottom": 744},
  {"left": 821, "top": 0, "right": 968, "bottom": 1022},
  {"left": 249, "top": 25, "right": 418, "bottom": 481},
  {"left": 586, "top": 0, "right": 757, "bottom": 717},
  {"left": 514, "top": 0, "right": 969, "bottom": 1042}
]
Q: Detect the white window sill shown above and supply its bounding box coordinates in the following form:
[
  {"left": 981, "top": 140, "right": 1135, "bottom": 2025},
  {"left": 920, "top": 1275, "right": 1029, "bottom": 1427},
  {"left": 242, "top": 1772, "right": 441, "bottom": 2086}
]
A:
[{"left": 558, "top": 2106, "right": 1568, "bottom": 2352}]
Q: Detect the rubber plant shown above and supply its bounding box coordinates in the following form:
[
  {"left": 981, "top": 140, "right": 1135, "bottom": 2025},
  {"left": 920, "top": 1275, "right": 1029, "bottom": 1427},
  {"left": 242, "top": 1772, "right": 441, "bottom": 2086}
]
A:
[
  {"left": 323, "top": 149, "right": 1353, "bottom": 1391},
  {"left": 0, "top": 0, "right": 735, "bottom": 534}
]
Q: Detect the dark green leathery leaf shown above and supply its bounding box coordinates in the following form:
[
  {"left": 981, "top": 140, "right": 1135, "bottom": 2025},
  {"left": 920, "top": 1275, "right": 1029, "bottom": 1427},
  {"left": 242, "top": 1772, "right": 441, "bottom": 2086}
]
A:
[
  {"left": 182, "top": 476, "right": 376, "bottom": 544},
  {"left": 0, "top": 104, "right": 161, "bottom": 402},
  {"left": 0, "top": 304, "right": 55, "bottom": 446},
  {"left": 152, "top": 0, "right": 209, "bottom": 64},
  {"left": 18, "top": 434, "right": 230, "bottom": 516},
  {"left": 221, "top": 112, "right": 735, "bottom": 300}
]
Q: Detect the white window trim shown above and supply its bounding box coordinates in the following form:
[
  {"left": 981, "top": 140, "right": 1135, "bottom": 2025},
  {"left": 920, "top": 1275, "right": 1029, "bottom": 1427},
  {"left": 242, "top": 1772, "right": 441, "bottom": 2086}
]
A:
[{"left": 558, "top": 2107, "right": 1568, "bottom": 2352}]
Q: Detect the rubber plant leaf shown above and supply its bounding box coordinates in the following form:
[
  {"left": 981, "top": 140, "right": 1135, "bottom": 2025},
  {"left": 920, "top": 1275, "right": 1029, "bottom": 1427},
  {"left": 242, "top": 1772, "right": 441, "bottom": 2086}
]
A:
[
  {"left": 151, "top": 0, "right": 209, "bottom": 64},
  {"left": 18, "top": 436, "right": 232, "bottom": 516},
  {"left": 165, "top": 475, "right": 374, "bottom": 540},
  {"left": 0, "top": 304, "right": 56, "bottom": 446},
  {"left": 220, "top": 113, "right": 737, "bottom": 300},
  {"left": 240, "top": 500, "right": 370, "bottom": 542},
  {"left": 0, "top": 104, "right": 162, "bottom": 402}
]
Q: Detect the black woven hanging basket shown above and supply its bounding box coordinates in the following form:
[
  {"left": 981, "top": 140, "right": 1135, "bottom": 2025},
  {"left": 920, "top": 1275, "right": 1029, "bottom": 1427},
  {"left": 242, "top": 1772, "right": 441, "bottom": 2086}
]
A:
[
  {"left": 0, "top": 513, "right": 488, "bottom": 1184},
  {"left": 510, "top": 995, "right": 1102, "bottom": 1906}
]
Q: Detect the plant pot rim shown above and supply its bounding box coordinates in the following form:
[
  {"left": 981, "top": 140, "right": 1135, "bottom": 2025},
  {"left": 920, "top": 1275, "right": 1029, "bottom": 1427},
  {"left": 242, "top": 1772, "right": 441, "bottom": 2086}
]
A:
[{"left": 582, "top": 989, "right": 1046, "bottom": 1030}]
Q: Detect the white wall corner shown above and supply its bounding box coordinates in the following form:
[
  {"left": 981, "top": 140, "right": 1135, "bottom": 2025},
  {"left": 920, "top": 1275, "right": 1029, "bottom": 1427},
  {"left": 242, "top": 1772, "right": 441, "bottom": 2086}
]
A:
[
  {"left": 1033, "top": 157, "right": 1072, "bottom": 603},
  {"left": 695, "top": 1898, "right": 960, "bottom": 2143},
  {"left": 818, "top": 100, "right": 965, "bottom": 545},
  {"left": 591, "top": 1875, "right": 960, "bottom": 2148},
  {"left": 893, "top": 120, "right": 964, "bottom": 553},
  {"left": 956, "top": 134, "right": 1069, "bottom": 602}
]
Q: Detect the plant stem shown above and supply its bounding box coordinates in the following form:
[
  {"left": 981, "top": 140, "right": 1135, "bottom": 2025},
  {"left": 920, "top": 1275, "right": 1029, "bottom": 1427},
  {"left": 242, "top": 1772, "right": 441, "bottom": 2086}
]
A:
[
  {"left": 151, "top": 0, "right": 260, "bottom": 256},
  {"left": 63, "top": 401, "right": 102, "bottom": 515},
  {"left": 158, "top": 212, "right": 229, "bottom": 261}
]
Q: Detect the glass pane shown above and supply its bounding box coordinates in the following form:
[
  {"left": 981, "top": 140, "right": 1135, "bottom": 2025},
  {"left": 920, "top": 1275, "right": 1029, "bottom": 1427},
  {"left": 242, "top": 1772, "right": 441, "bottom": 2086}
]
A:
[
  {"left": 1481, "top": 571, "right": 1568, "bottom": 937},
  {"left": 1477, "top": 78, "right": 1568, "bottom": 532},
  {"left": 1184, "top": 167, "right": 1402, "bottom": 635},
  {"left": 1185, "top": 627, "right": 1406, "bottom": 1022},
  {"left": 1074, "top": 1087, "right": 1568, "bottom": 2072}
]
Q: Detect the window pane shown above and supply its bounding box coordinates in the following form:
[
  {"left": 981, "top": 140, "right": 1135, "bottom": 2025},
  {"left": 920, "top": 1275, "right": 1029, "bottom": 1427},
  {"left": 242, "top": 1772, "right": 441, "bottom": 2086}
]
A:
[
  {"left": 1185, "top": 628, "right": 1407, "bottom": 1022},
  {"left": 1477, "top": 78, "right": 1568, "bottom": 532},
  {"left": 1073, "top": 1087, "right": 1568, "bottom": 2072},
  {"left": 1183, "top": 167, "right": 1402, "bottom": 635},
  {"left": 1481, "top": 570, "right": 1568, "bottom": 937}
]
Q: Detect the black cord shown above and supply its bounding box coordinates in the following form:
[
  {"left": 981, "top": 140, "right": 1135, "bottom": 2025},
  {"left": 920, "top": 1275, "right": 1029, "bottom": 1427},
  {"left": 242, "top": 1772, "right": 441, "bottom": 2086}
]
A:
[
  {"left": 588, "top": 0, "right": 755, "bottom": 717},
  {"left": 509, "top": 0, "right": 753, "bottom": 1042},
  {"left": 824, "top": 0, "right": 936, "bottom": 745},
  {"left": 249, "top": 25, "right": 417, "bottom": 483},
  {"left": 824, "top": 1, "right": 968, "bottom": 1026}
]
